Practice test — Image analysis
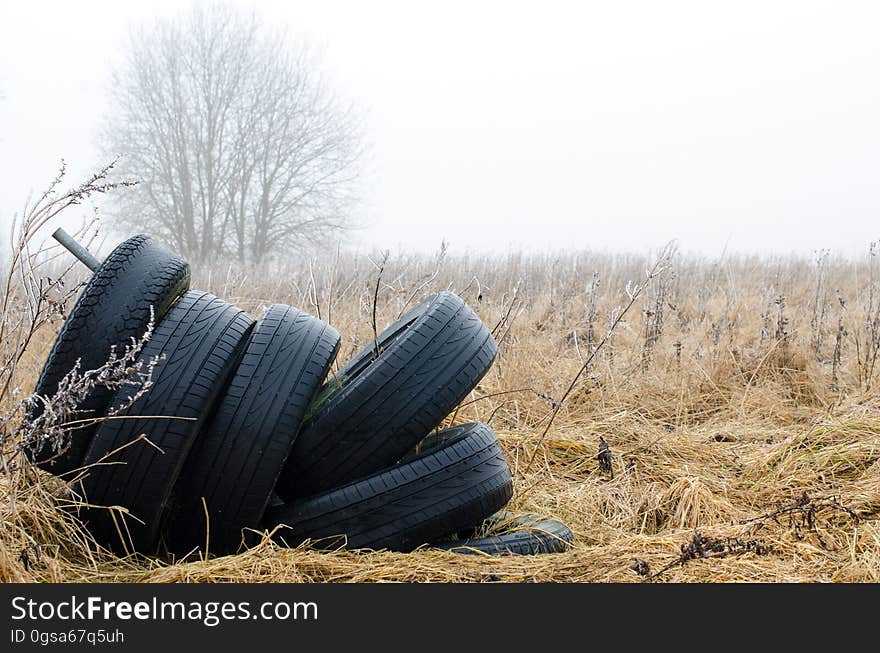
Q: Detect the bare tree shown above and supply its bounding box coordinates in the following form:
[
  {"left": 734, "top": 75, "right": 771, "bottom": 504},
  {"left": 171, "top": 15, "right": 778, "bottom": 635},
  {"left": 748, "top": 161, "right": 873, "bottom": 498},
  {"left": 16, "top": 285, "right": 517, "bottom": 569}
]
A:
[{"left": 102, "top": 3, "right": 364, "bottom": 264}]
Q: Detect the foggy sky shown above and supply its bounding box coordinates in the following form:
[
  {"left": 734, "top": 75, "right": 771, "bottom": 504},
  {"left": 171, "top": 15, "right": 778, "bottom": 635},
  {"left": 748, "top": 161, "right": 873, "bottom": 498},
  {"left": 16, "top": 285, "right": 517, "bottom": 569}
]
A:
[{"left": 1, "top": 0, "right": 878, "bottom": 257}]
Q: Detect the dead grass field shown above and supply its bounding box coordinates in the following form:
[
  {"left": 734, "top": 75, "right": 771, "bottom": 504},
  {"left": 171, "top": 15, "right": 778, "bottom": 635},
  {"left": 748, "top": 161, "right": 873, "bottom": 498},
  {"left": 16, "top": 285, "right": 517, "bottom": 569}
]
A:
[{"left": 3, "top": 243, "right": 880, "bottom": 583}]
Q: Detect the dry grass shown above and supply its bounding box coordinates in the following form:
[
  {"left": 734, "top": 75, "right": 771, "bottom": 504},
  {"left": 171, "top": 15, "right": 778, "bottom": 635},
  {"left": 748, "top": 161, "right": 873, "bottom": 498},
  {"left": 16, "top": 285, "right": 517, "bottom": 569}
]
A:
[{"left": 3, "top": 232, "right": 880, "bottom": 582}]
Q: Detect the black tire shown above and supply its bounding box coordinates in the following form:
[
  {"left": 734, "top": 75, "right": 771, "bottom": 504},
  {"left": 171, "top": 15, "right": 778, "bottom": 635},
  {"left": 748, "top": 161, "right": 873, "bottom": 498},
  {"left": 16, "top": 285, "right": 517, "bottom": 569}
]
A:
[
  {"left": 434, "top": 512, "right": 573, "bottom": 555},
  {"left": 277, "top": 292, "right": 497, "bottom": 499},
  {"left": 165, "top": 305, "right": 341, "bottom": 555},
  {"left": 28, "top": 235, "right": 190, "bottom": 474},
  {"left": 78, "top": 291, "right": 254, "bottom": 554},
  {"left": 265, "top": 422, "right": 513, "bottom": 552}
]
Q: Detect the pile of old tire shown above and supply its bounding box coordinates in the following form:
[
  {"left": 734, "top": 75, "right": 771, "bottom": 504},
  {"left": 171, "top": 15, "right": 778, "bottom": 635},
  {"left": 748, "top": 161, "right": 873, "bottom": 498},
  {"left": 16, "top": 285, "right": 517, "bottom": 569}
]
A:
[{"left": 28, "top": 234, "right": 573, "bottom": 557}]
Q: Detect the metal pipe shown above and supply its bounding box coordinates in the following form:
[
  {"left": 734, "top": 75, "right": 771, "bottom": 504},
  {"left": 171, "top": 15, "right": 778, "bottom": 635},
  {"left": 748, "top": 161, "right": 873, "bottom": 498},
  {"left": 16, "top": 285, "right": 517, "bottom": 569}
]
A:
[{"left": 52, "top": 228, "right": 102, "bottom": 272}]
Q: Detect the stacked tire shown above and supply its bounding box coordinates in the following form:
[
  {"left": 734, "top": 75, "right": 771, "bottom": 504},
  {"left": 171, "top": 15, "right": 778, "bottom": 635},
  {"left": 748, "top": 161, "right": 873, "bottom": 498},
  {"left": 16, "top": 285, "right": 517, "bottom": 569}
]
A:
[{"left": 28, "top": 234, "right": 572, "bottom": 557}]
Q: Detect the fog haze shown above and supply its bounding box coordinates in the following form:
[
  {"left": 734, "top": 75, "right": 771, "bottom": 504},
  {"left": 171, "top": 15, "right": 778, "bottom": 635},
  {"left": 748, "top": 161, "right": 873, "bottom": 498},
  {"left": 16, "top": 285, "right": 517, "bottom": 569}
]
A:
[{"left": 1, "top": 0, "right": 878, "bottom": 256}]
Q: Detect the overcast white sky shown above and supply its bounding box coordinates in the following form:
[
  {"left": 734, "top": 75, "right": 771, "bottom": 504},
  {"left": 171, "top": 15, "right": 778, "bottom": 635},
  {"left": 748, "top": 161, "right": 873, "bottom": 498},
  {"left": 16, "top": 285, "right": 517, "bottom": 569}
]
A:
[{"left": 1, "top": 0, "right": 878, "bottom": 256}]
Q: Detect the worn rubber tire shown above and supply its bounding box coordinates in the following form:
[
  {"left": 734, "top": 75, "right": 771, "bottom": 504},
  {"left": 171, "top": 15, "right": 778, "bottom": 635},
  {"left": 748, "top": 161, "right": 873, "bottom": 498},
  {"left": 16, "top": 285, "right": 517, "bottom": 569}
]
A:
[
  {"left": 28, "top": 235, "right": 190, "bottom": 474},
  {"left": 78, "top": 291, "right": 254, "bottom": 554},
  {"left": 166, "top": 305, "right": 340, "bottom": 555},
  {"left": 435, "top": 512, "right": 573, "bottom": 555},
  {"left": 265, "top": 422, "right": 513, "bottom": 552},
  {"left": 277, "top": 291, "right": 497, "bottom": 499}
]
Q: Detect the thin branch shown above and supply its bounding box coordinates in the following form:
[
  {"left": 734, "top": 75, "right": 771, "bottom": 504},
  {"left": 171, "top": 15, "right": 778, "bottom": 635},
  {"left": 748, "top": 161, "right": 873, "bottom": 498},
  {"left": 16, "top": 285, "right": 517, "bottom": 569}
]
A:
[
  {"left": 522, "top": 243, "right": 675, "bottom": 475},
  {"left": 370, "top": 251, "right": 389, "bottom": 360}
]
